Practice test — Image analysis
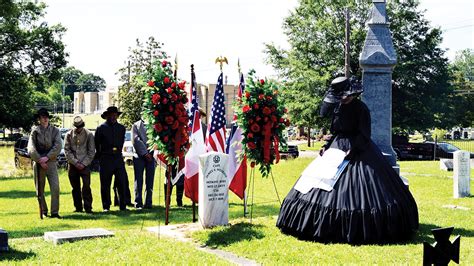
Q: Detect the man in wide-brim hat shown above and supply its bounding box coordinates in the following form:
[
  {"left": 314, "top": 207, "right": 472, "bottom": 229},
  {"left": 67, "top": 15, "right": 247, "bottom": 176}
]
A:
[
  {"left": 95, "top": 106, "right": 130, "bottom": 211},
  {"left": 64, "top": 116, "right": 95, "bottom": 213},
  {"left": 100, "top": 106, "right": 123, "bottom": 119},
  {"left": 28, "top": 108, "right": 63, "bottom": 218}
]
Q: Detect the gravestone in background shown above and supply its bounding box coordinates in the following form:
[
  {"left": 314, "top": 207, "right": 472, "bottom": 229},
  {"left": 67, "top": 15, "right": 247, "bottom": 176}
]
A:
[
  {"left": 360, "top": 0, "right": 398, "bottom": 173},
  {"left": 0, "top": 228, "right": 8, "bottom": 251},
  {"left": 199, "top": 152, "right": 229, "bottom": 228},
  {"left": 453, "top": 150, "right": 470, "bottom": 198}
]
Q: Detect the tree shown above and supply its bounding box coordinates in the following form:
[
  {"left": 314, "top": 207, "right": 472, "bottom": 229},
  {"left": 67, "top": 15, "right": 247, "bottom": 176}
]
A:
[
  {"left": 0, "top": 0, "right": 67, "bottom": 129},
  {"left": 76, "top": 73, "right": 106, "bottom": 92},
  {"left": 60, "top": 67, "right": 106, "bottom": 100},
  {"left": 61, "top": 67, "right": 83, "bottom": 98},
  {"left": 117, "top": 37, "right": 167, "bottom": 129},
  {"left": 447, "top": 49, "right": 474, "bottom": 127},
  {"left": 265, "top": 0, "right": 452, "bottom": 133}
]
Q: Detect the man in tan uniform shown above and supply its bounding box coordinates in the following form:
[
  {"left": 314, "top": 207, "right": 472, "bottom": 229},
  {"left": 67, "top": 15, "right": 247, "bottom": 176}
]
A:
[
  {"left": 64, "top": 116, "right": 95, "bottom": 213},
  {"left": 27, "top": 108, "right": 62, "bottom": 218}
]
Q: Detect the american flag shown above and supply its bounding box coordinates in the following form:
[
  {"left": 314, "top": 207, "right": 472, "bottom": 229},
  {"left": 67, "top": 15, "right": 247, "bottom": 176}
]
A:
[{"left": 206, "top": 73, "right": 226, "bottom": 152}]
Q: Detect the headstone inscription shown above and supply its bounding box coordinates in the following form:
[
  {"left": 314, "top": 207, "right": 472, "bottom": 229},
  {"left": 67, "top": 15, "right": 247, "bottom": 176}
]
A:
[
  {"left": 198, "top": 152, "right": 229, "bottom": 228},
  {"left": 453, "top": 150, "right": 470, "bottom": 198}
]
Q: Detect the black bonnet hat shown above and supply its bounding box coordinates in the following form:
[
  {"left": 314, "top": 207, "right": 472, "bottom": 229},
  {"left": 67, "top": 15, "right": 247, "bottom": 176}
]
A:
[{"left": 323, "top": 77, "right": 363, "bottom": 103}]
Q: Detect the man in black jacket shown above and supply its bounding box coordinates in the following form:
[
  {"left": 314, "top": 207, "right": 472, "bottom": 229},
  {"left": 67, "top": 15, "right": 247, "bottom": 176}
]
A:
[{"left": 95, "top": 106, "right": 129, "bottom": 211}]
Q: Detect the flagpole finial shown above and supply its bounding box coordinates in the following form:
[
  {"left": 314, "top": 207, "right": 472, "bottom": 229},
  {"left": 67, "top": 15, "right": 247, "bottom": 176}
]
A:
[
  {"left": 174, "top": 54, "right": 178, "bottom": 79},
  {"left": 191, "top": 64, "right": 194, "bottom": 72},
  {"left": 215, "top": 56, "right": 228, "bottom": 72},
  {"left": 237, "top": 58, "right": 241, "bottom": 76}
]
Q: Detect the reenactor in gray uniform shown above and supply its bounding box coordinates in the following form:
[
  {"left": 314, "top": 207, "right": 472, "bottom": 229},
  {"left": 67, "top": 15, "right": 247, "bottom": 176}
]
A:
[
  {"left": 132, "top": 119, "right": 155, "bottom": 209},
  {"left": 27, "top": 108, "right": 63, "bottom": 218},
  {"left": 64, "top": 116, "right": 95, "bottom": 213}
]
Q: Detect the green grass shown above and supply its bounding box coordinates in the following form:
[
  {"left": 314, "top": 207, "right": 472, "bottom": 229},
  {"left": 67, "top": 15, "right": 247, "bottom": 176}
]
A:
[
  {"left": 193, "top": 160, "right": 474, "bottom": 264},
  {"left": 297, "top": 141, "right": 324, "bottom": 151},
  {"left": 3, "top": 230, "right": 229, "bottom": 264},
  {"left": 445, "top": 140, "right": 474, "bottom": 153},
  {"left": 59, "top": 114, "right": 103, "bottom": 130},
  {"left": 2, "top": 143, "right": 473, "bottom": 264}
]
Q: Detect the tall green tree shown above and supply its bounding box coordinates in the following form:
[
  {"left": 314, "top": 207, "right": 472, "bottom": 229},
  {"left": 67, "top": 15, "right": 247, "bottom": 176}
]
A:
[
  {"left": 265, "top": 0, "right": 452, "bottom": 133},
  {"left": 447, "top": 49, "right": 474, "bottom": 127},
  {"left": 61, "top": 67, "right": 106, "bottom": 99},
  {"left": 117, "top": 37, "right": 167, "bottom": 129},
  {"left": 76, "top": 73, "right": 106, "bottom": 92},
  {"left": 0, "top": 0, "right": 67, "bottom": 129}
]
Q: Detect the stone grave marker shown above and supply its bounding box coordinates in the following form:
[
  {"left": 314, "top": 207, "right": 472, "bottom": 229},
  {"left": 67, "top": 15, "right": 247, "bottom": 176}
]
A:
[
  {"left": 199, "top": 152, "right": 229, "bottom": 228},
  {"left": 453, "top": 150, "right": 470, "bottom": 198},
  {"left": 440, "top": 159, "right": 453, "bottom": 171},
  {"left": 44, "top": 228, "right": 114, "bottom": 245},
  {"left": 0, "top": 228, "right": 8, "bottom": 251}
]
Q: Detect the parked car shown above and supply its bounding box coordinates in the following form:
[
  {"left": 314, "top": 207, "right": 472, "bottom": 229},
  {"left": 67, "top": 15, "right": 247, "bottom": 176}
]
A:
[
  {"left": 123, "top": 130, "right": 136, "bottom": 165},
  {"left": 393, "top": 135, "right": 474, "bottom": 160},
  {"left": 14, "top": 136, "right": 68, "bottom": 169},
  {"left": 279, "top": 145, "right": 299, "bottom": 159}
]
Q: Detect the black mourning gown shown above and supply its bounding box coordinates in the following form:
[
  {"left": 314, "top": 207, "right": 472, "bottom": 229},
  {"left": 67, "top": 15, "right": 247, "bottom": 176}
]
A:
[{"left": 276, "top": 99, "right": 419, "bottom": 244}]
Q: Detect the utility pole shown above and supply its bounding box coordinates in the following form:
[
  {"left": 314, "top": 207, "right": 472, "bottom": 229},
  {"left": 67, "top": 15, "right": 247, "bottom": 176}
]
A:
[
  {"left": 62, "top": 83, "right": 65, "bottom": 128},
  {"left": 345, "top": 8, "right": 351, "bottom": 78}
]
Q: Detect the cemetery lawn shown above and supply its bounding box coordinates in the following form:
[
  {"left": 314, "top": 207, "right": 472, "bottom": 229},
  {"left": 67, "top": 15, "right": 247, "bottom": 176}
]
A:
[
  {"left": 297, "top": 141, "right": 323, "bottom": 151},
  {"left": 1, "top": 144, "right": 473, "bottom": 264}
]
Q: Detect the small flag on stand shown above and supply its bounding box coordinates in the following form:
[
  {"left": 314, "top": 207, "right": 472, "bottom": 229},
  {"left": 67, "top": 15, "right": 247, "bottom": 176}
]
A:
[
  {"left": 184, "top": 65, "right": 206, "bottom": 203},
  {"left": 226, "top": 73, "right": 247, "bottom": 199}
]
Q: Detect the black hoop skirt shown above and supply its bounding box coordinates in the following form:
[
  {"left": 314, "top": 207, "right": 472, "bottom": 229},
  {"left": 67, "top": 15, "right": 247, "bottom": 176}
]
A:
[{"left": 276, "top": 99, "right": 419, "bottom": 244}]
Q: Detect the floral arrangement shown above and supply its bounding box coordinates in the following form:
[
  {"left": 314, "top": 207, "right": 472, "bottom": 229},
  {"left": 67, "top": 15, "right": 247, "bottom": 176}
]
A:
[
  {"left": 235, "top": 70, "right": 290, "bottom": 177},
  {"left": 143, "top": 60, "right": 189, "bottom": 165}
]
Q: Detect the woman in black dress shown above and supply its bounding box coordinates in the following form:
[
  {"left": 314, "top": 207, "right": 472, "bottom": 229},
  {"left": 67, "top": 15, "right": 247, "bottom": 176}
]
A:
[{"left": 276, "top": 77, "right": 419, "bottom": 244}]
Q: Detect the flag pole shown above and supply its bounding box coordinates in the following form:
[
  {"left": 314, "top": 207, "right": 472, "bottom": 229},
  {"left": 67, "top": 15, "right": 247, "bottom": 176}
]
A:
[
  {"left": 238, "top": 58, "right": 248, "bottom": 217},
  {"left": 191, "top": 64, "right": 198, "bottom": 223},
  {"left": 165, "top": 164, "right": 171, "bottom": 225},
  {"left": 174, "top": 53, "right": 178, "bottom": 80}
]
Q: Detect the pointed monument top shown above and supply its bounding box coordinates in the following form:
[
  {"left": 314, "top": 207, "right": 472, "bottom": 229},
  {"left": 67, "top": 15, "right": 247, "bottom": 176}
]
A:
[{"left": 368, "top": 0, "right": 388, "bottom": 24}]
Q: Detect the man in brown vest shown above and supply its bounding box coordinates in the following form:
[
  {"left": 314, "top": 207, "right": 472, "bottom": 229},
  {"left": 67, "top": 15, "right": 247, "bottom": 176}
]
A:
[{"left": 64, "top": 116, "right": 95, "bottom": 213}]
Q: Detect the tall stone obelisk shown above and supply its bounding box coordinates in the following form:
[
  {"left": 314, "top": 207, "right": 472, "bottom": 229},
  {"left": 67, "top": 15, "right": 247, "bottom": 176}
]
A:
[{"left": 360, "top": 0, "right": 398, "bottom": 169}]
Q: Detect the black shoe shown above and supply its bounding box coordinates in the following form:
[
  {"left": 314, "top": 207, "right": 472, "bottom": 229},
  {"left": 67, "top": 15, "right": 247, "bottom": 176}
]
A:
[
  {"left": 74, "top": 209, "right": 83, "bottom": 213},
  {"left": 42, "top": 213, "right": 49, "bottom": 218},
  {"left": 177, "top": 201, "right": 183, "bottom": 207},
  {"left": 85, "top": 209, "right": 93, "bottom": 214},
  {"left": 143, "top": 205, "right": 152, "bottom": 209},
  {"left": 120, "top": 208, "right": 128, "bottom": 211},
  {"left": 50, "top": 213, "right": 62, "bottom": 219}
]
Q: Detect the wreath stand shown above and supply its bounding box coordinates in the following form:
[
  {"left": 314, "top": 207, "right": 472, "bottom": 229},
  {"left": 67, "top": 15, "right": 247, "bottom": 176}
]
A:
[{"left": 245, "top": 167, "right": 282, "bottom": 223}]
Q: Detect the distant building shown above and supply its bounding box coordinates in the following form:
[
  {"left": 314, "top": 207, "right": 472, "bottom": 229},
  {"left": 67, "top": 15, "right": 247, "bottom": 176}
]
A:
[
  {"left": 195, "top": 83, "right": 239, "bottom": 128},
  {"left": 73, "top": 87, "right": 118, "bottom": 114}
]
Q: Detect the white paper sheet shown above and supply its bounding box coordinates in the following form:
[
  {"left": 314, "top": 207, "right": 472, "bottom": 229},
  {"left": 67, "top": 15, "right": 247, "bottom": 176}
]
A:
[{"left": 294, "top": 148, "right": 349, "bottom": 193}]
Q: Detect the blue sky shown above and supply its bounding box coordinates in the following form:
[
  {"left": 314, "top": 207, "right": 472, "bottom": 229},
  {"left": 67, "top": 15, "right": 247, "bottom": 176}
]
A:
[{"left": 43, "top": 0, "right": 473, "bottom": 87}]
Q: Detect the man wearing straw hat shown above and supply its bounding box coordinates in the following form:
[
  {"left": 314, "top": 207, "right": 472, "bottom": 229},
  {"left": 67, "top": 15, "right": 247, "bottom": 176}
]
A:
[{"left": 64, "top": 116, "right": 95, "bottom": 213}]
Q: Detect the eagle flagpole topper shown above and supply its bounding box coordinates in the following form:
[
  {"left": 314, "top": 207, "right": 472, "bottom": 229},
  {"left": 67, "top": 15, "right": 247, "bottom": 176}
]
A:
[{"left": 215, "top": 56, "right": 228, "bottom": 72}]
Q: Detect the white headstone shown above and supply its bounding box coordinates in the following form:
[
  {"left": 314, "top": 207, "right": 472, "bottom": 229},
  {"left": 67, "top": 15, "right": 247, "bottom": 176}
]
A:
[
  {"left": 453, "top": 150, "right": 471, "bottom": 198},
  {"left": 199, "top": 152, "right": 229, "bottom": 228},
  {"left": 440, "top": 159, "right": 453, "bottom": 171}
]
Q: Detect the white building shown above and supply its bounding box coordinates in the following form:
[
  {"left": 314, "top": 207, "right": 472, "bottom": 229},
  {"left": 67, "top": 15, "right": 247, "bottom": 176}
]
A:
[{"left": 74, "top": 87, "right": 118, "bottom": 114}]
